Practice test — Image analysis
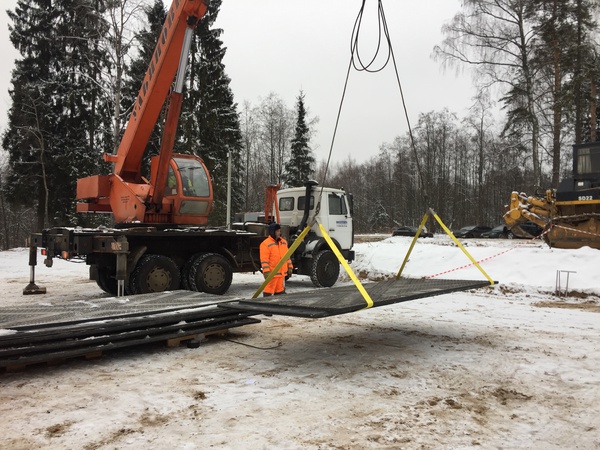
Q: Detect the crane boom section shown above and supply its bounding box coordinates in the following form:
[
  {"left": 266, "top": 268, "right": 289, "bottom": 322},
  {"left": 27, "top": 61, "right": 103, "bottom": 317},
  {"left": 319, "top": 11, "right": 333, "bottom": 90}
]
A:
[{"left": 113, "top": 0, "right": 208, "bottom": 182}]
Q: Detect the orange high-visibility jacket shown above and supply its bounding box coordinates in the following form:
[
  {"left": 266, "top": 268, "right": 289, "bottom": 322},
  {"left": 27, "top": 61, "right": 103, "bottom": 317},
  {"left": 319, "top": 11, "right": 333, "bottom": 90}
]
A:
[{"left": 260, "top": 236, "right": 293, "bottom": 277}]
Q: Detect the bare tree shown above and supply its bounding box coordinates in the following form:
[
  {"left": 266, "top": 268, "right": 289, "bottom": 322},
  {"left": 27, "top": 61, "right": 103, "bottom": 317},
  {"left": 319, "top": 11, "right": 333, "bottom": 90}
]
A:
[
  {"left": 104, "top": 0, "right": 149, "bottom": 152},
  {"left": 256, "top": 93, "right": 294, "bottom": 185},
  {"left": 465, "top": 92, "right": 496, "bottom": 223},
  {"left": 433, "top": 0, "right": 543, "bottom": 186}
]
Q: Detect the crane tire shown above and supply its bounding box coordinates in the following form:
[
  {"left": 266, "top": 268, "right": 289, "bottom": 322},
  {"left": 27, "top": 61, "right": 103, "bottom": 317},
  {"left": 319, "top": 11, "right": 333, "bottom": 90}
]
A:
[
  {"left": 189, "top": 253, "right": 233, "bottom": 295},
  {"left": 180, "top": 253, "right": 203, "bottom": 290},
  {"left": 310, "top": 250, "right": 340, "bottom": 288},
  {"left": 130, "top": 254, "right": 180, "bottom": 294},
  {"left": 96, "top": 265, "right": 117, "bottom": 296}
]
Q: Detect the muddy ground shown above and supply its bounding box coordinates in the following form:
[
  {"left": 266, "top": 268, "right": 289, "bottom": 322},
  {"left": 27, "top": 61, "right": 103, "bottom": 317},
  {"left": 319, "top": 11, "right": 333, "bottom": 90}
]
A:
[{"left": 0, "top": 246, "right": 599, "bottom": 449}]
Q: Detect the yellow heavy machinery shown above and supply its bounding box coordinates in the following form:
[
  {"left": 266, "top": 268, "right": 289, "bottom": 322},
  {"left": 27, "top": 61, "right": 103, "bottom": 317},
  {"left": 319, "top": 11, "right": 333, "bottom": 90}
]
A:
[{"left": 504, "top": 142, "right": 600, "bottom": 249}]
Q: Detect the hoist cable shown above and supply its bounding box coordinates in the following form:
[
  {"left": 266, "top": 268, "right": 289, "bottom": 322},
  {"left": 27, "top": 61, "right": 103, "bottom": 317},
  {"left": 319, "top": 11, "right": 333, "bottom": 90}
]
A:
[
  {"left": 378, "top": 4, "right": 428, "bottom": 204},
  {"left": 350, "top": 0, "right": 391, "bottom": 73},
  {"left": 317, "top": 0, "right": 429, "bottom": 210},
  {"left": 313, "top": 55, "right": 353, "bottom": 222}
]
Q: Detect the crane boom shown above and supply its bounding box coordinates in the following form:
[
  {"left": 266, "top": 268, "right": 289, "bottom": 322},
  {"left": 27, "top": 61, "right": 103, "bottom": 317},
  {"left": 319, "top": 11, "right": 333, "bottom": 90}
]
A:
[
  {"left": 76, "top": 0, "right": 213, "bottom": 225},
  {"left": 110, "top": 0, "right": 208, "bottom": 182}
]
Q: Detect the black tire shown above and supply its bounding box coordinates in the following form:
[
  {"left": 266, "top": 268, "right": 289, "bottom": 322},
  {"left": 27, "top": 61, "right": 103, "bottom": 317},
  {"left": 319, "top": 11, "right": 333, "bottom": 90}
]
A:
[
  {"left": 189, "top": 253, "right": 233, "bottom": 295},
  {"left": 96, "top": 265, "right": 118, "bottom": 296},
  {"left": 310, "top": 250, "right": 340, "bottom": 288},
  {"left": 130, "top": 254, "right": 180, "bottom": 294},
  {"left": 180, "top": 253, "right": 203, "bottom": 290},
  {"left": 507, "top": 231, "right": 515, "bottom": 239}
]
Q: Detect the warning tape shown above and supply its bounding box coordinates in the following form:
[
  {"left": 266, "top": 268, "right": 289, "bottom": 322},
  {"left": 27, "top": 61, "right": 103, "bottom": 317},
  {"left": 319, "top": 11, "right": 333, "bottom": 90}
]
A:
[
  {"left": 425, "top": 228, "right": 551, "bottom": 280},
  {"left": 552, "top": 222, "right": 600, "bottom": 237},
  {"left": 424, "top": 221, "right": 600, "bottom": 280}
]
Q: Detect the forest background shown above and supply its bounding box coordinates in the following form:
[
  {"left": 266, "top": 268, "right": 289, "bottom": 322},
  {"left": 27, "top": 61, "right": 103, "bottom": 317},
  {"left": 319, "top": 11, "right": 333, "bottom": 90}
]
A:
[{"left": 0, "top": 0, "right": 599, "bottom": 249}]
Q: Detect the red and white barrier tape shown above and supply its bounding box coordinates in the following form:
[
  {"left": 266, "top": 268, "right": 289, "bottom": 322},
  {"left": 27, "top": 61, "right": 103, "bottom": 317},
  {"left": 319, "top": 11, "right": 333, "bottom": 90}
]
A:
[
  {"left": 552, "top": 223, "right": 600, "bottom": 237},
  {"left": 425, "top": 228, "right": 551, "bottom": 279}
]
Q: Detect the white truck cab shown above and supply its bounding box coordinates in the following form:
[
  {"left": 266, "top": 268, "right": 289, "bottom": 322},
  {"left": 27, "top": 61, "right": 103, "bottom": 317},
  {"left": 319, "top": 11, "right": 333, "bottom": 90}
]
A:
[
  {"left": 277, "top": 186, "right": 353, "bottom": 251},
  {"left": 275, "top": 181, "right": 355, "bottom": 287}
]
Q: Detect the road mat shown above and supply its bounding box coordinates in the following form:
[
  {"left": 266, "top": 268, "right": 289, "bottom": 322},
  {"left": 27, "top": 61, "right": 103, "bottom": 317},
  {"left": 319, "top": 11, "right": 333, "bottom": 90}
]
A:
[
  {"left": 220, "top": 278, "right": 494, "bottom": 318},
  {"left": 0, "top": 279, "right": 493, "bottom": 369},
  {"left": 0, "top": 291, "right": 259, "bottom": 370}
]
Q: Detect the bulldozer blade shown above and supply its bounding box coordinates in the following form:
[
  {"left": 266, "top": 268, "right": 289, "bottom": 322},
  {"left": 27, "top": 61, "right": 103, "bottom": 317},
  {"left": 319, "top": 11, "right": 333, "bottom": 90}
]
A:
[
  {"left": 545, "top": 218, "right": 600, "bottom": 249},
  {"left": 509, "top": 225, "right": 536, "bottom": 239}
]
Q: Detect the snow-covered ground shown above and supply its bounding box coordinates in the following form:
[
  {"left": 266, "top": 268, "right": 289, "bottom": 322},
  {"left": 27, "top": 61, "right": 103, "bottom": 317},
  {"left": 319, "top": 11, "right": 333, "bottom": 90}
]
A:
[{"left": 1, "top": 235, "right": 599, "bottom": 449}]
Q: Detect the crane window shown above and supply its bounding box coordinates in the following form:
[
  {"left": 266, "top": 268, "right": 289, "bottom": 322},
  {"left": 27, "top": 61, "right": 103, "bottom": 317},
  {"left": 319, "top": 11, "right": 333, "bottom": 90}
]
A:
[
  {"left": 297, "top": 195, "right": 314, "bottom": 211},
  {"left": 174, "top": 157, "right": 210, "bottom": 197},
  {"left": 577, "top": 146, "right": 600, "bottom": 175},
  {"left": 328, "top": 193, "right": 347, "bottom": 215},
  {"left": 165, "top": 166, "right": 178, "bottom": 196},
  {"left": 279, "top": 197, "right": 294, "bottom": 211}
]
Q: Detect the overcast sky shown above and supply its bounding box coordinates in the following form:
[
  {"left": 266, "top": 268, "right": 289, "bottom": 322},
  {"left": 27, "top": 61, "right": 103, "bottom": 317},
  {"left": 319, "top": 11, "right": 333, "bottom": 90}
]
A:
[{"left": 1, "top": 0, "right": 475, "bottom": 164}]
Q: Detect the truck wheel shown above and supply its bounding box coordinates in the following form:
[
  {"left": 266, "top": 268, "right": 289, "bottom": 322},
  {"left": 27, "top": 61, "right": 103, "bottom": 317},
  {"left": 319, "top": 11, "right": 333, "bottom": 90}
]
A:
[
  {"left": 180, "top": 254, "right": 203, "bottom": 290},
  {"left": 189, "top": 253, "right": 233, "bottom": 295},
  {"left": 130, "top": 254, "right": 180, "bottom": 294},
  {"left": 96, "top": 265, "right": 117, "bottom": 296},
  {"left": 310, "top": 250, "right": 340, "bottom": 288}
]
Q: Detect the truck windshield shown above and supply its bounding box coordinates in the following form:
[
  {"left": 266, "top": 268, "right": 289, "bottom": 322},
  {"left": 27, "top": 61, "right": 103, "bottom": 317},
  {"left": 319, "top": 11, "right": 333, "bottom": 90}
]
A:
[{"left": 174, "top": 157, "right": 210, "bottom": 197}]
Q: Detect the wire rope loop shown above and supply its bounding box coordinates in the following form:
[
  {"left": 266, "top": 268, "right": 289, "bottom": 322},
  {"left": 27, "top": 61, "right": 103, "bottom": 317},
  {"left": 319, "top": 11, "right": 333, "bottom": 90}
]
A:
[
  {"left": 321, "top": 0, "right": 426, "bottom": 202},
  {"left": 351, "top": 0, "right": 392, "bottom": 73}
]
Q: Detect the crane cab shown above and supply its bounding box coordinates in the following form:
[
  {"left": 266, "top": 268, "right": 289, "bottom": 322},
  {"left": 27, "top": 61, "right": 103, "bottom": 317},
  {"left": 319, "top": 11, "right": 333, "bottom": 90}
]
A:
[{"left": 150, "top": 153, "right": 213, "bottom": 224}]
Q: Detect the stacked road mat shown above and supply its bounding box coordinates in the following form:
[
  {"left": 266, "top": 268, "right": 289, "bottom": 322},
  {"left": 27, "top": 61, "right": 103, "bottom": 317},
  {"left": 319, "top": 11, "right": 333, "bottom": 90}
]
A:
[
  {"left": 0, "top": 291, "right": 260, "bottom": 371},
  {"left": 0, "top": 278, "right": 493, "bottom": 370}
]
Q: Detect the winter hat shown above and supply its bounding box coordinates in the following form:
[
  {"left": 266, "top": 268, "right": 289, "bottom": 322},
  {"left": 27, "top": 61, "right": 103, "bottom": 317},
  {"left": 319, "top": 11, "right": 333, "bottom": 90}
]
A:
[{"left": 268, "top": 222, "right": 281, "bottom": 239}]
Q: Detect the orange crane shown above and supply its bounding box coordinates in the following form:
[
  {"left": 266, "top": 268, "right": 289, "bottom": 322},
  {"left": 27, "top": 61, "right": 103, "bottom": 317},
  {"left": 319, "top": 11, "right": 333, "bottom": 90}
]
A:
[
  {"left": 76, "top": 0, "right": 213, "bottom": 225},
  {"left": 25, "top": 0, "right": 356, "bottom": 298}
]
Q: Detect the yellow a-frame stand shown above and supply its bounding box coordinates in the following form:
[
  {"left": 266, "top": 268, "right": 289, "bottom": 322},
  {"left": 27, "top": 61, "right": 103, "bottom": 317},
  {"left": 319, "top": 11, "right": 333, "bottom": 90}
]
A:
[
  {"left": 253, "top": 208, "right": 493, "bottom": 311},
  {"left": 396, "top": 208, "right": 494, "bottom": 285}
]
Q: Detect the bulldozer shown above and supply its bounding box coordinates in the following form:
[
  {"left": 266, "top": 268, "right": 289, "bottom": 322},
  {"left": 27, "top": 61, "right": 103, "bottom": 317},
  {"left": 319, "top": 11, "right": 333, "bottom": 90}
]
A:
[{"left": 504, "top": 141, "right": 600, "bottom": 249}]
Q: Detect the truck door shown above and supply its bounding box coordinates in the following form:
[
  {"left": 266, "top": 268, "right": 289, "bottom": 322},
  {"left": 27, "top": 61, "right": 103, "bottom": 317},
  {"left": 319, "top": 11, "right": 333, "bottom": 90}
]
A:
[{"left": 324, "top": 192, "right": 352, "bottom": 250}]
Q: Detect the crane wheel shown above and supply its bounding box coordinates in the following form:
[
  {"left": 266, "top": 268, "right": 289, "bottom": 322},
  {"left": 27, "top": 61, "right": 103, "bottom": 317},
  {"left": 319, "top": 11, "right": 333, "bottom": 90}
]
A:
[
  {"left": 130, "top": 254, "right": 180, "bottom": 294},
  {"left": 96, "top": 265, "right": 118, "bottom": 296},
  {"left": 180, "top": 253, "right": 204, "bottom": 290},
  {"left": 189, "top": 253, "right": 233, "bottom": 295},
  {"left": 310, "top": 250, "right": 340, "bottom": 288}
]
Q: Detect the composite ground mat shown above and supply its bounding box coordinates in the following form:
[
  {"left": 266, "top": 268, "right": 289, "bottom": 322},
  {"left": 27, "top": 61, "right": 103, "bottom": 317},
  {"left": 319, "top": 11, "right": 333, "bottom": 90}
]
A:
[
  {"left": 0, "top": 291, "right": 259, "bottom": 370},
  {"left": 220, "top": 278, "right": 494, "bottom": 318}
]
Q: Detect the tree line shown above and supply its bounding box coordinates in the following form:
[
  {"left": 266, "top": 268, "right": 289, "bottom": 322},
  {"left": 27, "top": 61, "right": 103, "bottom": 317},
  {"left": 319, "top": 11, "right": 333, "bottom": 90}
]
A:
[{"left": 1, "top": 0, "right": 599, "bottom": 249}]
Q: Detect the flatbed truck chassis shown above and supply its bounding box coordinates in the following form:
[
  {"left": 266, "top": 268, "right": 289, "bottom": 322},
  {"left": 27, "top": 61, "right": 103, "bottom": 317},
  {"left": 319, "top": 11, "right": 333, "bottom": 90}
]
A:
[
  {"left": 26, "top": 224, "right": 355, "bottom": 297},
  {"left": 27, "top": 226, "right": 265, "bottom": 297}
]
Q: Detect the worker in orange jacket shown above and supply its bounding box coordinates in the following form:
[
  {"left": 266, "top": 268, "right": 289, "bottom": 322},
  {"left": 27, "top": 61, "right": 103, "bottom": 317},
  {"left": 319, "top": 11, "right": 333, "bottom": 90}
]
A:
[{"left": 260, "top": 222, "right": 293, "bottom": 296}]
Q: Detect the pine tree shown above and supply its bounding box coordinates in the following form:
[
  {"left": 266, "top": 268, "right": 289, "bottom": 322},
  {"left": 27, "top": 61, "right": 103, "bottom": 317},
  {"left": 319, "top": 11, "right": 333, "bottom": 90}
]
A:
[
  {"left": 51, "top": 0, "right": 111, "bottom": 224},
  {"left": 3, "top": 0, "right": 59, "bottom": 231},
  {"left": 3, "top": 0, "right": 110, "bottom": 230},
  {"left": 284, "top": 91, "right": 315, "bottom": 187},
  {"left": 179, "top": 0, "right": 243, "bottom": 225},
  {"left": 528, "top": 0, "right": 597, "bottom": 187}
]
